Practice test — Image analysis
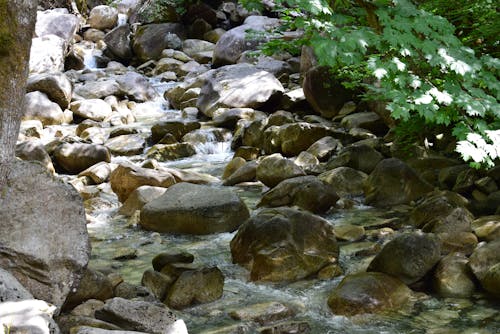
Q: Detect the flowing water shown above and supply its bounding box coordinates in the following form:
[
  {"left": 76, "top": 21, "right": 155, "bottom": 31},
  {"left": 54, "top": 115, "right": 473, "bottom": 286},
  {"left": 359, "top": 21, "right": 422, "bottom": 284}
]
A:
[{"left": 74, "top": 56, "right": 499, "bottom": 334}]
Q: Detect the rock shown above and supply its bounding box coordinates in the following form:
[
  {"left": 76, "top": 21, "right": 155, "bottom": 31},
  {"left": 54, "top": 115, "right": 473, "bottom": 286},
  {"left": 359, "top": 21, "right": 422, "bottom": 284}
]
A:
[
  {"left": 468, "top": 239, "right": 500, "bottom": 296},
  {"left": 84, "top": 28, "right": 106, "bottom": 42},
  {"left": 327, "top": 272, "right": 412, "bottom": 316},
  {"left": 231, "top": 207, "right": 339, "bottom": 282},
  {"left": 27, "top": 73, "right": 73, "bottom": 109},
  {"left": 113, "top": 282, "right": 156, "bottom": 301},
  {"left": 294, "top": 151, "right": 320, "bottom": 171},
  {"left": 151, "top": 120, "right": 201, "bottom": 143},
  {"left": 165, "top": 267, "right": 224, "bottom": 309},
  {"left": 56, "top": 314, "right": 122, "bottom": 333},
  {"left": 364, "top": 158, "right": 433, "bottom": 207},
  {"left": 35, "top": 9, "right": 80, "bottom": 43},
  {"left": 141, "top": 269, "right": 175, "bottom": 300},
  {"left": 303, "top": 66, "right": 355, "bottom": 119},
  {"left": 367, "top": 232, "right": 441, "bottom": 285},
  {"left": 277, "top": 122, "right": 333, "bottom": 157},
  {"left": 72, "top": 327, "right": 149, "bottom": 334},
  {"left": 140, "top": 182, "right": 249, "bottom": 234},
  {"left": 472, "top": 215, "right": 500, "bottom": 241},
  {"left": 267, "top": 110, "right": 295, "bottom": 127},
  {"left": 133, "top": 23, "right": 186, "bottom": 62},
  {"left": 63, "top": 268, "right": 114, "bottom": 311},
  {"left": 196, "top": 63, "right": 284, "bottom": 117},
  {"left": 433, "top": 253, "right": 476, "bottom": 298},
  {"left": 146, "top": 143, "right": 197, "bottom": 161},
  {"left": 333, "top": 224, "right": 366, "bottom": 242},
  {"left": 95, "top": 297, "right": 177, "bottom": 333},
  {"left": 104, "top": 24, "right": 133, "bottom": 62},
  {"left": 119, "top": 186, "right": 167, "bottom": 216},
  {"left": 0, "top": 267, "right": 33, "bottom": 302},
  {"left": 182, "top": 39, "right": 215, "bottom": 58},
  {"left": 0, "top": 299, "right": 58, "bottom": 334},
  {"left": 222, "top": 157, "right": 247, "bottom": 180},
  {"left": 152, "top": 252, "right": 195, "bottom": 272},
  {"left": 30, "top": 34, "right": 66, "bottom": 73},
  {"left": 16, "top": 139, "right": 55, "bottom": 174},
  {"left": 326, "top": 144, "right": 383, "bottom": 174},
  {"left": 438, "top": 231, "right": 478, "bottom": 255},
  {"left": 23, "top": 91, "right": 65, "bottom": 126},
  {"left": 212, "top": 16, "right": 279, "bottom": 67},
  {"left": 53, "top": 143, "right": 111, "bottom": 174},
  {"left": 222, "top": 161, "right": 258, "bottom": 186},
  {"left": 229, "top": 302, "right": 294, "bottom": 325},
  {"left": 116, "top": 72, "right": 158, "bottom": 102},
  {"left": 79, "top": 162, "right": 116, "bottom": 184},
  {"left": 340, "top": 112, "right": 388, "bottom": 136},
  {"left": 105, "top": 134, "right": 146, "bottom": 156},
  {"left": 318, "top": 167, "right": 368, "bottom": 198},
  {"left": 0, "top": 160, "right": 90, "bottom": 309},
  {"left": 306, "top": 136, "right": 343, "bottom": 162},
  {"left": 70, "top": 299, "right": 105, "bottom": 317},
  {"left": 89, "top": 5, "right": 119, "bottom": 30},
  {"left": 259, "top": 321, "right": 311, "bottom": 334},
  {"left": 258, "top": 176, "right": 339, "bottom": 213},
  {"left": 74, "top": 80, "right": 122, "bottom": 100},
  {"left": 110, "top": 163, "right": 176, "bottom": 203},
  {"left": 70, "top": 99, "right": 113, "bottom": 122},
  {"left": 409, "top": 190, "right": 473, "bottom": 234},
  {"left": 256, "top": 154, "right": 305, "bottom": 188},
  {"left": 213, "top": 108, "right": 267, "bottom": 129}
]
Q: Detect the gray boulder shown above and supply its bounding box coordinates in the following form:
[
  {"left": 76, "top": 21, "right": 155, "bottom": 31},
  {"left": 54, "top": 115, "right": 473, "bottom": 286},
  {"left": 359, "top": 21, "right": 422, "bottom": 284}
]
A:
[
  {"left": 258, "top": 176, "right": 339, "bottom": 213},
  {"left": 433, "top": 253, "right": 476, "bottom": 298},
  {"left": 104, "top": 24, "right": 133, "bottom": 62},
  {"left": 212, "top": 16, "right": 279, "bottom": 67},
  {"left": 140, "top": 182, "right": 249, "bottom": 234},
  {"left": 364, "top": 158, "right": 433, "bottom": 207},
  {"left": 95, "top": 297, "right": 177, "bottom": 333},
  {"left": 35, "top": 9, "right": 80, "bottom": 43},
  {"left": 63, "top": 268, "right": 114, "bottom": 311},
  {"left": 53, "top": 143, "right": 111, "bottom": 174},
  {"left": 16, "top": 139, "right": 55, "bottom": 174},
  {"left": 70, "top": 99, "right": 113, "bottom": 122},
  {"left": 326, "top": 144, "right": 383, "bottom": 174},
  {"left": 468, "top": 239, "right": 500, "bottom": 297},
  {"left": 0, "top": 267, "right": 33, "bottom": 302},
  {"left": 119, "top": 186, "right": 167, "bottom": 216},
  {"left": 105, "top": 134, "right": 146, "bottom": 156},
  {"left": 30, "top": 34, "right": 66, "bottom": 73},
  {"left": 88, "top": 5, "right": 119, "bottom": 30},
  {"left": 230, "top": 207, "right": 339, "bottom": 282},
  {"left": 116, "top": 72, "right": 158, "bottom": 102},
  {"left": 368, "top": 232, "right": 441, "bottom": 285},
  {"left": 0, "top": 160, "right": 90, "bottom": 309},
  {"left": 23, "top": 91, "right": 65, "bottom": 126},
  {"left": 196, "top": 63, "right": 284, "bottom": 117},
  {"left": 318, "top": 167, "right": 368, "bottom": 198},
  {"left": 74, "top": 80, "right": 122, "bottom": 100},
  {"left": 132, "top": 23, "right": 186, "bottom": 62},
  {"left": 27, "top": 73, "right": 73, "bottom": 109},
  {"left": 256, "top": 154, "right": 305, "bottom": 188}
]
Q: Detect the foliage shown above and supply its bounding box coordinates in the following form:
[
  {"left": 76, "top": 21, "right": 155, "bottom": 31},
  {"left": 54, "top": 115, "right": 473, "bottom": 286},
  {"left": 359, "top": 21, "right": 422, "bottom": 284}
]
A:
[{"left": 241, "top": 0, "right": 500, "bottom": 168}]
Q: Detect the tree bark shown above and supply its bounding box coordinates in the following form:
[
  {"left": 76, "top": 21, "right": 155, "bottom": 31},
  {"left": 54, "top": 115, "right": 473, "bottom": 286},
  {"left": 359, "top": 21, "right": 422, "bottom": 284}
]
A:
[{"left": 0, "top": 0, "right": 38, "bottom": 190}]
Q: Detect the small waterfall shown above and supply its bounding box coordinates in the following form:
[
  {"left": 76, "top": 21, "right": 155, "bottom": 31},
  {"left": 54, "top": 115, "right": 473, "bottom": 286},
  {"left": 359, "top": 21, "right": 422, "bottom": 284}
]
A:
[{"left": 186, "top": 129, "right": 233, "bottom": 156}]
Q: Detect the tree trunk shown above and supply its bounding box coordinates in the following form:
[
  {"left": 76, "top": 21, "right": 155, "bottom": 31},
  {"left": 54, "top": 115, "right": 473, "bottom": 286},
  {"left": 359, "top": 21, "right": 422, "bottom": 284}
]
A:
[{"left": 0, "top": 0, "right": 38, "bottom": 190}]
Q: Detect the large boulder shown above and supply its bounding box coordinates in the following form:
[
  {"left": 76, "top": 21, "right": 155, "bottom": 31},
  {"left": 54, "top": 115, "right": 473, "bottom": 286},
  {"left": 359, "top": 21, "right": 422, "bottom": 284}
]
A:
[
  {"left": 367, "top": 232, "right": 441, "bottom": 285},
  {"left": 258, "top": 176, "right": 339, "bottom": 213},
  {"left": 433, "top": 253, "right": 476, "bottom": 298},
  {"left": 30, "top": 34, "right": 66, "bottom": 73},
  {"left": 303, "top": 66, "right": 355, "bottom": 119},
  {"left": 212, "top": 16, "right": 279, "bottom": 67},
  {"left": 327, "top": 144, "right": 384, "bottom": 174},
  {"left": 53, "top": 143, "right": 111, "bottom": 174},
  {"left": 0, "top": 267, "right": 33, "bottom": 302},
  {"left": 105, "top": 134, "right": 146, "bottom": 156},
  {"left": 35, "top": 9, "right": 80, "bottom": 43},
  {"left": 119, "top": 185, "right": 167, "bottom": 216},
  {"left": 275, "top": 122, "right": 332, "bottom": 157},
  {"left": 104, "top": 24, "right": 133, "bottom": 63},
  {"left": 110, "top": 163, "right": 177, "bottom": 203},
  {"left": 26, "top": 72, "right": 73, "bottom": 109},
  {"left": 88, "top": 5, "right": 119, "bottom": 30},
  {"left": 23, "top": 91, "right": 65, "bottom": 126},
  {"left": 230, "top": 207, "right": 339, "bottom": 282},
  {"left": 196, "top": 63, "right": 284, "bottom": 117},
  {"left": 16, "top": 139, "right": 55, "bottom": 174},
  {"left": 256, "top": 153, "right": 305, "bottom": 188},
  {"left": 0, "top": 160, "right": 90, "bottom": 309},
  {"left": 140, "top": 182, "right": 249, "bottom": 234},
  {"left": 132, "top": 23, "right": 186, "bottom": 62},
  {"left": 364, "top": 158, "right": 433, "bottom": 207},
  {"left": 151, "top": 120, "right": 201, "bottom": 143},
  {"left": 73, "top": 79, "right": 123, "bottom": 100},
  {"left": 327, "top": 272, "right": 412, "bottom": 316},
  {"left": 63, "top": 268, "right": 114, "bottom": 311}
]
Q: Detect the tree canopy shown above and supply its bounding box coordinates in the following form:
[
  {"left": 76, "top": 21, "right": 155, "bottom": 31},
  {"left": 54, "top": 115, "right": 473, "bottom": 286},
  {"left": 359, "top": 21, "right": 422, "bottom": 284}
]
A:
[{"left": 242, "top": 0, "right": 500, "bottom": 168}]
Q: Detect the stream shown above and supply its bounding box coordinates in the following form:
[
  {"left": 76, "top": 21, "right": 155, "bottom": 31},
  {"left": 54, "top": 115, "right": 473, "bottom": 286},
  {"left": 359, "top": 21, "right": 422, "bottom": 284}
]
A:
[{"left": 72, "top": 45, "right": 500, "bottom": 334}]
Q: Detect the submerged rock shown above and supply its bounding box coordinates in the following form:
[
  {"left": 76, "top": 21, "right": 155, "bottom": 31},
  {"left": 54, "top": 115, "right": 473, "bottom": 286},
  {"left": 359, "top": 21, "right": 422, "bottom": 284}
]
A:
[
  {"left": 140, "top": 182, "right": 249, "bottom": 234},
  {"left": 327, "top": 272, "right": 412, "bottom": 316},
  {"left": 231, "top": 207, "right": 339, "bottom": 282}
]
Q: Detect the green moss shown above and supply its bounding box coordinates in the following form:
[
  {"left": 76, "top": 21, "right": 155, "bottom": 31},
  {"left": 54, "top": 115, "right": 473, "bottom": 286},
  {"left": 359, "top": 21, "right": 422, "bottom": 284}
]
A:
[{"left": 0, "top": 0, "right": 15, "bottom": 55}]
